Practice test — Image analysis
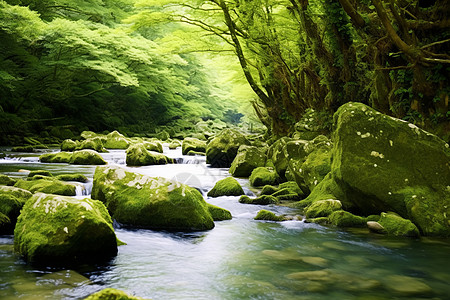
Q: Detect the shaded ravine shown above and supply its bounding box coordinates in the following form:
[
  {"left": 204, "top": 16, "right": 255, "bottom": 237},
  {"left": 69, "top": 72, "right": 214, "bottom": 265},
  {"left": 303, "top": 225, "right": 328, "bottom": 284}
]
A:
[{"left": 0, "top": 147, "right": 449, "bottom": 299}]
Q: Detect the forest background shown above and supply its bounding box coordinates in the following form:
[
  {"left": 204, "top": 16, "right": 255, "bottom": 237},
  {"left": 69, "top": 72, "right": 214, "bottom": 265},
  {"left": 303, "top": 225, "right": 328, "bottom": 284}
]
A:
[{"left": 0, "top": 0, "right": 448, "bottom": 144}]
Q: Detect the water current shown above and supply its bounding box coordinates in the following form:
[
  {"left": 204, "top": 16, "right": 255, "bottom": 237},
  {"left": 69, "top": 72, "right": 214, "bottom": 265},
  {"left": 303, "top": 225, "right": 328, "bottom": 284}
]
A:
[{"left": 0, "top": 147, "right": 449, "bottom": 299}]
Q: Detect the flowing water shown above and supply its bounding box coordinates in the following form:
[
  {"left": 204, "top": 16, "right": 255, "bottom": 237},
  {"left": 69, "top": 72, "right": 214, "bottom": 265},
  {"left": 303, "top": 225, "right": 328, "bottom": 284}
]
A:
[{"left": 0, "top": 147, "right": 449, "bottom": 300}]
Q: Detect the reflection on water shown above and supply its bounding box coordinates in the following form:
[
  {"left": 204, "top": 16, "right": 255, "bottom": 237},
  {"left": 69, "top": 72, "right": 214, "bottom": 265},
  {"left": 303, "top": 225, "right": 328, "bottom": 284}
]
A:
[{"left": 0, "top": 148, "right": 449, "bottom": 299}]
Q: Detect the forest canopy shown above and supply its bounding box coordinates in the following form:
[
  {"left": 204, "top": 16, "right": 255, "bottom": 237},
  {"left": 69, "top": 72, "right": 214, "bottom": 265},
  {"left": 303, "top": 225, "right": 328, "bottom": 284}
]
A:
[{"left": 0, "top": 0, "right": 449, "bottom": 144}]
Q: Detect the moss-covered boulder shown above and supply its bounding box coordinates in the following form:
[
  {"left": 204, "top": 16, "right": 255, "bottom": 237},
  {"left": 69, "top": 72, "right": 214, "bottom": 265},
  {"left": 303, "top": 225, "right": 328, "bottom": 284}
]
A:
[
  {"left": 14, "top": 178, "right": 77, "bottom": 196},
  {"left": 70, "top": 150, "right": 107, "bottom": 165},
  {"left": 14, "top": 193, "right": 118, "bottom": 265},
  {"left": 377, "top": 212, "right": 420, "bottom": 237},
  {"left": 91, "top": 166, "right": 215, "bottom": 231},
  {"left": 305, "top": 199, "right": 342, "bottom": 218},
  {"left": 77, "top": 137, "right": 107, "bottom": 153},
  {"left": 182, "top": 137, "right": 206, "bottom": 155},
  {"left": 331, "top": 102, "right": 450, "bottom": 236},
  {"left": 156, "top": 130, "right": 170, "bottom": 141},
  {"left": 239, "top": 195, "right": 279, "bottom": 205},
  {"left": 328, "top": 210, "right": 367, "bottom": 227},
  {"left": 84, "top": 288, "right": 147, "bottom": 300},
  {"left": 39, "top": 151, "right": 72, "bottom": 163},
  {"left": 300, "top": 141, "right": 332, "bottom": 192},
  {"left": 229, "top": 145, "right": 267, "bottom": 177},
  {"left": 80, "top": 131, "right": 98, "bottom": 139},
  {"left": 206, "top": 129, "right": 250, "bottom": 167},
  {"left": 61, "top": 139, "right": 79, "bottom": 152},
  {"left": 254, "top": 209, "right": 285, "bottom": 221},
  {"left": 169, "top": 140, "right": 181, "bottom": 149},
  {"left": 187, "top": 150, "right": 205, "bottom": 156},
  {"left": 0, "top": 186, "right": 32, "bottom": 234},
  {"left": 28, "top": 170, "right": 53, "bottom": 178},
  {"left": 144, "top": 141, "right": 163, "bottom": 153},
  {"left": 249, "top": 167, "right": 280, "bottom": 187},
  {"left": 267, "top": 137, "right": 292, "bottom": 180},
  {"left": 207, "top": 203, "right": 232, "bottom": 221},
  {"left": 104, "top": 131, "right": 130, "bottom": 149},
  {"left": 207, "top": 177, "right": 245, "bottom": 197},
  {"left": 0, "top": 174, "right": 16, "bottom": 186},
  {"left": 126, "top": 143, "right": 173, "bottom": 166},
  {"left": 55, "top": 174, "right": 88, "bottom": 183}
]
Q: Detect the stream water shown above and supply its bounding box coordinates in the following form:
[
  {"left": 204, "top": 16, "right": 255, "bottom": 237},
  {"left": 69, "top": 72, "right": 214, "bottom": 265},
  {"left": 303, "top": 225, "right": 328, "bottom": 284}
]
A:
[{"left": 0, "top": 147, "right": 449, "bottom": 299}]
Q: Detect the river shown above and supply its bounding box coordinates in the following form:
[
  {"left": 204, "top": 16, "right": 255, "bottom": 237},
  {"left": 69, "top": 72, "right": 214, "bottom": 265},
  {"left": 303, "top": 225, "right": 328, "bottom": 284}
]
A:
[{"left": 0, "top": 147, "right": 449, "bottom": 299}]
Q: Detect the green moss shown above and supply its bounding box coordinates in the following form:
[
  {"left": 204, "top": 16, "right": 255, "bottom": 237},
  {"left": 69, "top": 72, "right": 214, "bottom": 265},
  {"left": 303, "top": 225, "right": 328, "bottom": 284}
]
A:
[
  {"left": 229, "top": 145, "right": 267, "bottom": 177},
  {"left": 168, "top": 141, "right": 181, "bottom": 149},
  {"left": 14, "top": 178, "right": 76, "bottom": 196},
  {"left": 11, "top": 145, "right": 35, "bottom": 152},
  {"left": 206, "top": 129, "right": 250, "bottom": 168},
  {"left": 14, "top": 193, "right": 117, "bottom": 265},
  {"left": 207, "top": 177, "right": 245, "bottom": 197},
  {"left": 55, "top": 174, "right": 88, "bottom": 183},
  {"left": 249, "top": 167, "right": 280, "bottom": 187},
  {"left": 239, "top": 195, "right": 279, "bottom": 205},
  {"left": 28, "top": 170, "right": 53, "bottom": 178},
  {"left": 0, "top": 193, "right": 23, "bottom": 234},
  {"left": 91, "top": 166, "right": 215, "bottom": 231},
  {"left": 0, "top": 174, "right": 16, "bottom": 186},
  {"left": 84, "top": 288, "right": 147, "bottom": 300},
  {"left": 156, "top": 130, "right": 170, "bottom": 141},
  {"left": 39, "top": 152, "right": 72, "bottom": 163},
  {"left": 126, "top": 143, "right": 172, "bottom": 166},
  {"left": 254, "top": 209, "right": 285, "bottom": 221},
  {"left": 207, "top": 203, "right": 232, "bottom": 221},
  {"left": 377, "top": 212, "right": 420, "bottom": 237},
  {"left": 70, "top": 150, "right": 107, "bottom": 165},
  {"left": 104, "top": 131, "right": 130, "bottom": 149},
  {"left": 305, "top": 199, "right": 342, "bottom": 218},
  {"left": 367, "top": 215, "right": 380, "bottom": 222},
  {"left": 305, "top": 217, "right": 329, "bottom": 225},
  {"left": 144, "top": 141, "right": 163, "bottom": 153},
  {"left": 182, "top": 137, "right": 206, "bottom": 155},
  {"left": 187, "top": 150, "right": 205, "bottom": 156},
  {"left": 0, "top": 186, "right": 33, "bottom": 203},
  {"left": 328, "top": 210, "right": 367, "bottom": 227},
  {"left": 77, "top": 137, "right": 107, "bottom": 153},
  {"left": 261, "top": 185, "right": 278, "bottom": 195},
  {"left": 61, "top": 139, "right": 79, "bottom": 151},
  {"left": 301, "top": 145, "right": 332, "bottom": 192}
]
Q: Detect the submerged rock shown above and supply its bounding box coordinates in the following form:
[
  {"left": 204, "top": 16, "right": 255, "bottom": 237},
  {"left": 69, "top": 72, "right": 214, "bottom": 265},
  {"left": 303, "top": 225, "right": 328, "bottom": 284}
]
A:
[
  {"left": 182, "top": 137, "right": 206, "bottom": 155},
  {"left": 239, "top": 195, "right": 279, "bottom": 205},
  {"left": 91, "top": 166, "right": 215, "bottom": 231},
  {"left": 126, "top": 143, "right": 173, "bottom": 166},
  {"left": 249, "top": 167, "right": 280, "bottom": 187},
  {"left": 229, "top": 145, "right": 267, "bottom": 177},
  {"left": 254, "top": 209, "right": 285, "bottom": 221},
  {"left": 207, "top": 177, "right": 245, "bottom": 197},
  {"left": 14, "top": 193, "right": 118, "bottom": 265},
  {"left": 206, "top": 129, "right": 250, "bottom": 167},
  {"left": 84, "top": 288, "right": 147, "bottom": 300}
]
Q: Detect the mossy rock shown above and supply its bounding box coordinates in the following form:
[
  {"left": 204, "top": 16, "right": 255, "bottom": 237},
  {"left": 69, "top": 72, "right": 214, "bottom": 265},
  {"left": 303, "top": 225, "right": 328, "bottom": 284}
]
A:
[
  {"left": 254, "top": 209, "right": 285, "bottom": 221},
  {"left": 332, "top": 102, "right": 450, "bottom": 236},
  {"left": 239, "top": 195, "right": 279, "bottom": 205},
  {"left": 144, "top": 141, "right": 163, "bottom": 153},
  {"left": 207, "top": 177, "right": 245, "bottom": 197},
  {"left": 0, "top": 188, "right": 29, "bottom": 234},
  {"left": 377, "top": 212, "right": 420, "bottom": 237},
  {"left": 279, "top": 181, "right": 305, "bottom": 198},
  {"left": 55, "top": 174, "right": 88, "bottom": 183},
  {"left": 28, "top": 170, "right": 53, "bottom": 178},
  {"left": 14, "top": 193, "right": 118, "bottom": 266},
  {"left": 296, "top": 173, "right": 346, "bottom": 209},
  {"left": 104, "top": 131, "right": 130, "bottom": 149},
  {"left": 207, "top": 203, "right": 232, "bottom": 221},
  {"left": 80, "top": 131, "right": 98, "bottom": 139},
  {"left": 300, "top": 143, "right": 332, "bottom": 192},
  {"left": 70, "top": 150, "right": 107, "bottom": 165},
  {"left": 328, "top": 210, "right": 367, "bottom": 227},
  {"left": 249, "top": 167, "right": 280, "bottom": 187},
  {"left": 126, "top": 143, "right": 172, "bottom": 166},
  {"left": 61, "top": 139, "right": 79, "bottom": 152},
  {"left": 305, "top": 217, "right": 329, "bottom": 225},
  {"left": 39, "top": 151, "right": 72, "bottom": 163},
  {"left": 14, "top": 178, "right": 76, "bottom": 196},
  {"left": 156, "top": 130, "right": 170, "bottom": 141},
  {"left": 0, "top": 185, "right": 33, "bottom": 201},
  {"left": 77, "top": 137, "right": 107, "bottom": 153},
  {"left": 267, "top": 137, "right": 292, "bottom": 180},
  {"left": 187, "top": 150, "right": 205, "bottom": 156},
  {"left": 168, "top": 141, "right": 181, "bottom": 149},
  {"left": 229, "top": 145, "right": 267, "bottom": 177},
  {"left": 206, "top": 129, "right": 250, "bottom": 168},
  {"left": 182, "top": 137, "right": 206, "bottom": 155},
  {"left": 11, "top": 145, "right": 35, "bottom": 152},
  {"left": 84, "top": 288, "right": 147, "bottom": 300},
  {"left": 0, "top": 174, "right": 16, "bottom": 186},
  {"left": 261, "top": 185, "right": 279, "bottom": 195},
  {"left": 305, "top": 199, "right": 342, "bottom": 218},
  {"left": 91, "top": 166, "right": 214, "bottom": 231}
]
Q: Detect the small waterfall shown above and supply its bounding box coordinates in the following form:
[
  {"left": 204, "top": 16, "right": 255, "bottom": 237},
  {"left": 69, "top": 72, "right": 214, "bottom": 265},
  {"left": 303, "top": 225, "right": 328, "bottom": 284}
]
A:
[
  {"left": 74, "top": 181, "right": 93, "bottom": 197},
  {"left": 174, "top": 156, "right": 205, "bottom": 164}
]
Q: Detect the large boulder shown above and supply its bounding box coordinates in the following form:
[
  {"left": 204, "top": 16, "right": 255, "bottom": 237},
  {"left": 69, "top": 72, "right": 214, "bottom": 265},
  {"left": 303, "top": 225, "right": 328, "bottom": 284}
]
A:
[
  {"left": 331, "top": 102, "right": 450, "bottom": 236},
  {"left": 14, "top": 178, "right": 76, "bottom": 196},
  {"left": 182, "top": 137, "right": 206, "bottom": 155},
  {"left": 104, "top": 131, "right": 130, "bottom": 149},
  {"left": 0, "top": 186, "right": 32, "bottom": 234},
  {"left": 206, "top": 129, "right": 250, "bottom": 167},
  {"left": 126, "top": 143, "right": 173, "bottom": 166},
  {"left": 229, "top": 145, "right": 267, "bottom": 177},
  {"left": 207, "top": 177, "right": 245, "bottom": 197},
  {"left": 91, "top": 166, "right": 215, "bottom": 231},
  {"left": 14, "top": 193, "right": 118, "bottom": 265}
]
